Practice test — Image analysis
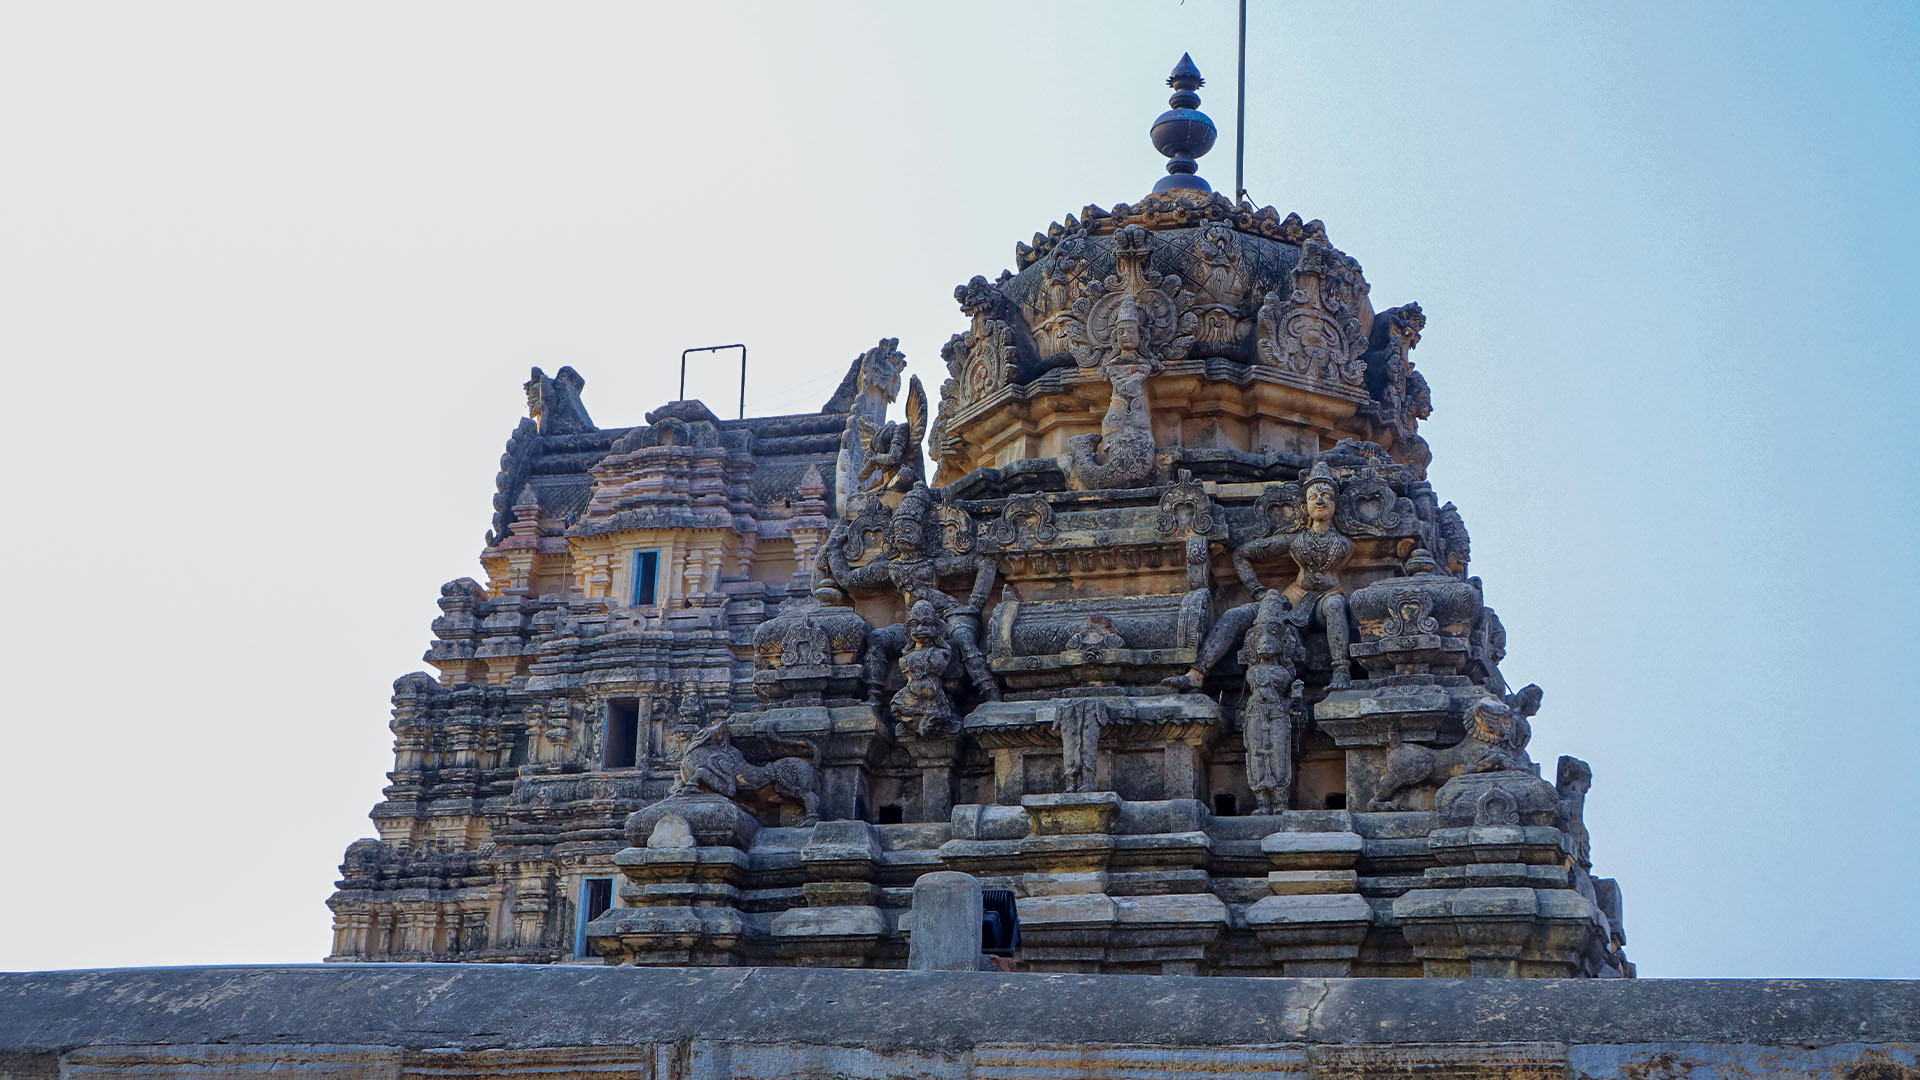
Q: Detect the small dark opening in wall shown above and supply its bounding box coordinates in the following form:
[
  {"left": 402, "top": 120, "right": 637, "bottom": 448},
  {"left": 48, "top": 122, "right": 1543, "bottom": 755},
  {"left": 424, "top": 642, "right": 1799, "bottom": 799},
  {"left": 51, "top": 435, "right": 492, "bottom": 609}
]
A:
[
  {"left": 584, "top": 878, "right": 613, "bottom": 922},
  {"left": 1213, "top": 793, "right": 1238, "bottom": 816},
  {"left": 876, "top": 804, "right": 905, "bottom": 824},
  {"left": 632, "top": 550, "right": 659, "bottom": 605},
  {"left": 1324, "top": 792, "right": 1347, "bottom": 810},
  {"left": 604, "top": 700, "right": 640, "bottom": 768}
]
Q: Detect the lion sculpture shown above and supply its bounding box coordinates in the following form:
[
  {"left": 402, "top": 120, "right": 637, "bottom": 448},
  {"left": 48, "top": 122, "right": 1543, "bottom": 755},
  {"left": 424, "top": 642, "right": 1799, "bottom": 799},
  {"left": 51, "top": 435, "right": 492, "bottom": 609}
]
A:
[
  {"left": 672, "top": 720, "right": 821, "bottom": 825},
  {"left": 1368, "top": 692, "right": 1536, "bottom": 812}
]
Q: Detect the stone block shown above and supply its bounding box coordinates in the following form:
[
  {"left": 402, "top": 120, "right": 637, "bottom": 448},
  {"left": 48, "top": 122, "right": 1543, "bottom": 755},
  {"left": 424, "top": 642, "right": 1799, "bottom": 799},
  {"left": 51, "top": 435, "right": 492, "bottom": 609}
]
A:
[
  {"left": 625, "top": 793, "right": 758, "bottom": 849},
  {"left": 906, "top": 871, "right": 984, "bottom": 971},
  {"left": 1022, "top": 791, "right": 1123, "bottom": 835},
  {"left": 1262, "top": 830, "right": 1364, "bottom": 870},
  {"left": 1267, "top": 869, "right": 1361, "bottom": 895}
]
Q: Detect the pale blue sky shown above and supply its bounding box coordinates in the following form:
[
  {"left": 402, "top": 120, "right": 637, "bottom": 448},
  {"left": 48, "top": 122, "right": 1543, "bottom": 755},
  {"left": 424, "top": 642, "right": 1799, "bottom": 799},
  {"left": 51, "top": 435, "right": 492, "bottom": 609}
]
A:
[{"left": 1, "top": 2, "right": 1914, "bottom": 977}]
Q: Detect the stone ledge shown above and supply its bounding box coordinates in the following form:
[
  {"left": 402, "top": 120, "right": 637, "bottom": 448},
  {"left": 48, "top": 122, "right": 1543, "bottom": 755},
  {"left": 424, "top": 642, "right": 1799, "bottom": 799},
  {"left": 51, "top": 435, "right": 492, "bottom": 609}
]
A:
[{"left": 3, "top": 966, "right": 1918, "bottom": 1060}]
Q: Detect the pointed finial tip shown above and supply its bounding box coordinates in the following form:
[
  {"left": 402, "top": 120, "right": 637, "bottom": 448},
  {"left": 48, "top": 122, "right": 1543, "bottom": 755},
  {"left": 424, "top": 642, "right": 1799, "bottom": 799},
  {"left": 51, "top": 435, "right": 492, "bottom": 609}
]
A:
[{"left": 1168, "top": 53, "right": 1204, "bottom": 90}]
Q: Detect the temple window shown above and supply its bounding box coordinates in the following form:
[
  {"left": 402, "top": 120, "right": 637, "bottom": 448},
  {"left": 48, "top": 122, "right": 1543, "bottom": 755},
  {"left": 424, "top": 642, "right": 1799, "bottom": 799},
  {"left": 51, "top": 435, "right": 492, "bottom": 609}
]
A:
[
  {"left": 574, "top": 877, "right": 613, "bottom": 958},
  {"left": 630, "top": 549, "right": 660, "bottom": 606},
  {"left": 603, "top": 700, "right": 640, "bottom": 769}
]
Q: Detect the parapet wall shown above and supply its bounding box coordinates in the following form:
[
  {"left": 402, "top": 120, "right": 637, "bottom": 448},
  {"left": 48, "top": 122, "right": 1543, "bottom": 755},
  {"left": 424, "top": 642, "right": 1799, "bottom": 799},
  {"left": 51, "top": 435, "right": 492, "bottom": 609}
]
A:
[{"left": 1, "top": 965, "right": 1915, "bottom": 1079}]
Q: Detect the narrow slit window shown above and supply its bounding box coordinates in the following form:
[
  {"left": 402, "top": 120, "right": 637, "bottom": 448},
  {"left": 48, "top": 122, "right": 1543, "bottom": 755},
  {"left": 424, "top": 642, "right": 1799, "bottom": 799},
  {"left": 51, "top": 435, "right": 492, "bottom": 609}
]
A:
[
  {"left": 604, "top": 700, "right": 640, "bottom": 769},
  {"left": 631, "top": 550, "right": 660, "bottom": 606},
  {"left": 575, "top": 877, "right": 614, "bottom": 958}
]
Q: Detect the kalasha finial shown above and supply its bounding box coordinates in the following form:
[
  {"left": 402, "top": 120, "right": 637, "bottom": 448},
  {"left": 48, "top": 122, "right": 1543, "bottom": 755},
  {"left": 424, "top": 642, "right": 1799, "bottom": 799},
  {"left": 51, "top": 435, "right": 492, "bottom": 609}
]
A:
[{"left": 1151, "top": 53, "right": 1217, "bottom": 194}]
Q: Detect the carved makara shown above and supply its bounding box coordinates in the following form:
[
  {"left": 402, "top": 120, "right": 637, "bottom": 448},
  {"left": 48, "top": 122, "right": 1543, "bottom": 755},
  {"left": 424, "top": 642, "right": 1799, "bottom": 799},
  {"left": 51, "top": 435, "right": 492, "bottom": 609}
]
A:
[
  {"left": 946, "top": 276, "right": 1024, "bottom": 408},
  {"left": 1255, "top": 241, "right": 1369, "bottom": 392}
]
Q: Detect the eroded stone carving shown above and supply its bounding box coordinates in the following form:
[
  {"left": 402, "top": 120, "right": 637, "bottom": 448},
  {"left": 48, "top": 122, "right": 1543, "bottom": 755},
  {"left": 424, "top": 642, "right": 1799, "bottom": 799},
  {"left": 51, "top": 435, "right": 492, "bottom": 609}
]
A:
[
  {"left": 1053, "top": 698, "right": 1111, "bottom": 793},
  {"left": 671, "top": 721, "right": 821, "bottom": 826},
  {"left": 857, "top": 374, "right": 928, "bottom": 494},
  {"left": 1227, "top": 461, "right": 1357, "bottom": 688},
  {"left": 1255, "top": 241, "right": 1369, "bottom": 394},
  {"left": 1370, "top": 696, "right": 1531, "bottom": 812},
  {"left": 890, "top": 600, "right": 957, "bottom": 739},
  {"left": 1239, "top": 592, "right": 1306, "bottom": 813},
  {"left": 524, "top": 366, "right": 595, "bottom": 435}
]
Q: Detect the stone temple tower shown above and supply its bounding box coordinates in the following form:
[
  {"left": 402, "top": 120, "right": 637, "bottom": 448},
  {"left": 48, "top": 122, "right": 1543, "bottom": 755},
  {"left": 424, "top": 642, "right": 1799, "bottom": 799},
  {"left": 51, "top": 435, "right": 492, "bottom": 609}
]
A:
[{"left": 329, "top": 56, "right": 1630, "bottom": 978}]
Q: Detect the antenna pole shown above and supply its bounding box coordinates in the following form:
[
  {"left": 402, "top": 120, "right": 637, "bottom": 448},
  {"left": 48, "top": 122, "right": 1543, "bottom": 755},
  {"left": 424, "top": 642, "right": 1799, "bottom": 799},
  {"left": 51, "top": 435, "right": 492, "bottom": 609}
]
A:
[{"left": 1235, "top": 0, "right": 1247, "bottom": 203}]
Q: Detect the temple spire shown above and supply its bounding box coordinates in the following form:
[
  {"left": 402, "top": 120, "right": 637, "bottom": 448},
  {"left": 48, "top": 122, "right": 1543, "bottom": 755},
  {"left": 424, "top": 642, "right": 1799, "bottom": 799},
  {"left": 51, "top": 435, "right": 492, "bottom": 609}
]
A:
[{"left": 1150, "top": 53, "right": 1218, "bottom": 194}]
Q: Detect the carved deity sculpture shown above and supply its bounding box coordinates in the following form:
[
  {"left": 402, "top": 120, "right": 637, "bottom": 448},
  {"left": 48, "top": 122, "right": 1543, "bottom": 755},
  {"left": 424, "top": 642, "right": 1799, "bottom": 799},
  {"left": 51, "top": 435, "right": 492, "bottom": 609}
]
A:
[
  {"left": 828, "top": 483, "right": 1000, "bottom": 704},
  {"left": 1167, "top": 461, "right": 1357, "bottom": 690},
  {"left": 889, "top": 601, "right": 957, "bottom": 739},
  {"left": 1237, "top": 592, "right": 1307, "bottom": 813},
  {"left": 1255, "top": 241, "right": 1369, "bottom": 393},
  {"left": 1053, "top": 698, "right": 1111, "bottom": 793},
  {"left": 1062, "top": 225, "right": 1193, "bottom": 490},
  {"left": 856, "top": 374, "right": 928, "bottom": 493}
]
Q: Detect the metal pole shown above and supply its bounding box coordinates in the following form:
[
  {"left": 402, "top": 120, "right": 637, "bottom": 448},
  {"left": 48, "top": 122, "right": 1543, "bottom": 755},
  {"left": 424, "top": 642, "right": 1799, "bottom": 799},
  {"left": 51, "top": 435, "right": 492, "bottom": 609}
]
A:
[
  {"left": 1235, "top": 0, "right": 1247, "bottom": 203},
  {"left": 677, "top": 344, "right": 748, "bottom": 418}
]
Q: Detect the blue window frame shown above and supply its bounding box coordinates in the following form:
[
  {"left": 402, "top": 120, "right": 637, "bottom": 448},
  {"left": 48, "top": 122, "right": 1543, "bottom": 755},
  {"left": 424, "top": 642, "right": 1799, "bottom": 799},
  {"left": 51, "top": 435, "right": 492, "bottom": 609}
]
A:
[{"left": 631, "top": 549, "right": 660, "bottom": 606}]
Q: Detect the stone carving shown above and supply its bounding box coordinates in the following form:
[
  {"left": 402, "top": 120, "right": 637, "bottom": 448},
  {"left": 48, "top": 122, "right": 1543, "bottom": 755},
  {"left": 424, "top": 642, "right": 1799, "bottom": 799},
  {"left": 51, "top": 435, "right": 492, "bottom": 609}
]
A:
[
  {"left": 1068, "top": 361, "right": 1157, "bottom": 490},
  {"left": 1064, "top": 616, "right": 1127, "bottom": 662},
  {"left": 1369, "top": 696, "right": 1531, "bottom": 812},
  {"left": 989, "top": 493, "right": 1059, "bottom": 547},
  {"left": 1052, "top": 698, "right": 1111, "bottom": 793},
  {"left": 890, "top": 601, "right": 957, "bottom": 739},
  {"left": 1227, "top": 461, "right": 1357, "bottom": 688},
  {"left": 831, "top": 484, "right": 1000, "bottom": 703},
  {"left": 524, "top": 365, "right": 595, "bottom": 435},
  {"left": 857, "top": 374, "right": 928, "bottom": 494},
  {"left": 1190, "top": 222, "right": 1250, "bottom": 351},
  {"left": 1349, "top": 548, "right": 1483, "bottom": 678},
  {"left": 671, "top": 720, "right": 821, "bottom": 826},
  {"left": 1362, "top": 303, "right": 1432, "bottom": 477},
  {"left": 1255, "top": 241, "right": 1369, "bottom": 393},
  {"left": 832, "top": 337, "right": 908, "bottom": 514},
  {"left": 946, "top": 277, "right": 1026, "bottom": 409},
  {"left": 1557, "top": 755, "right": 1593, "bottom": 868},
  {"left": 336, "top": 70, "right": 1630, "bottom": 977},
  {"left": 1061, "top": 225, "right": 1196, "bottom": 371},
  {"left": 1238, "top": 592, "right": 1307, "bottom": 813}
]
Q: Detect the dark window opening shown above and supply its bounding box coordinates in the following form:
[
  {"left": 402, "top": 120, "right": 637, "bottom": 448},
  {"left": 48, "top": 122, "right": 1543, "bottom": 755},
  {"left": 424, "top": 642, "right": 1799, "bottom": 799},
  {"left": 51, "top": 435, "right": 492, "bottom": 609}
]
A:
[
  {"left": 632, "top": 550, "right": 660, "bottom": 606},
  {"left": 1213, "top": 793, "right": 1238, "bottom": 817},
  {"left": 1324, "top": 792, "right": 1347, "bottom": 810},
  {"left": 604, "top": 700, "right": 640, "bottom": 768},
  {"left": 876, "top": 804, "right": 905, "bottom": 824},
  {"left": 575, "top": 877, "right": 614, "bottom": 959}
]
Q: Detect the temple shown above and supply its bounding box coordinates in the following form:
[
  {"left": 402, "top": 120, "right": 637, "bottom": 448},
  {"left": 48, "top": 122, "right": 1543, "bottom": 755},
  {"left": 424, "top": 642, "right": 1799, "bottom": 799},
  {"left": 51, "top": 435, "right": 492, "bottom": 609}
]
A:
[{"left": 329, "top": 56, "right": 1631, "bottom": 979}]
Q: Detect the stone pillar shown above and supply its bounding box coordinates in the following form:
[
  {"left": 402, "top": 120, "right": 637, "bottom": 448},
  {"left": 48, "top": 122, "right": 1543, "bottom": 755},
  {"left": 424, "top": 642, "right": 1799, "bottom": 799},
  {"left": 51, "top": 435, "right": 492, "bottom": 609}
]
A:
[{"left": 908, "top": 871, "right": 984, "bottom": 971}]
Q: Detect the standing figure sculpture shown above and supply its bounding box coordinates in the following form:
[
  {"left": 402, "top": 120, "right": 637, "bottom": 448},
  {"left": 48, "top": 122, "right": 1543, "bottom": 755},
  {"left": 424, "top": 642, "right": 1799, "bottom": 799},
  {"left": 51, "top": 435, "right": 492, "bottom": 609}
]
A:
[
  {"left": 1237, "top": 592, "right": 1307, "bottom": 814},
  {"left": 889, "top": 600, "right": 957, "bottom": 738}
]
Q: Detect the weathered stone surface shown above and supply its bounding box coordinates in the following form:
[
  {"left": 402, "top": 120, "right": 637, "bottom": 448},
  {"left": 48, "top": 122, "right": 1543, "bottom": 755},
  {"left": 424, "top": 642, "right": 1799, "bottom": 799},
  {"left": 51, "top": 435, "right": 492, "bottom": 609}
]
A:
[
  {"left": 3, "top": 967, "right": 1918, "bottom": 1076},
  {"left": 908, "top": 871, "right": 987, "bottom": 971}
]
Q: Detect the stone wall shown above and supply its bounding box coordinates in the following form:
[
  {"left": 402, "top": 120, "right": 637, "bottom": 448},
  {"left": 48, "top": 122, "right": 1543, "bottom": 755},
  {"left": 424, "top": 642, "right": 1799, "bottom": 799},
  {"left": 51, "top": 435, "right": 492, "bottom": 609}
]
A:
[{"left": 2, "top": 966, "right": 1913, "bottom": 1079}]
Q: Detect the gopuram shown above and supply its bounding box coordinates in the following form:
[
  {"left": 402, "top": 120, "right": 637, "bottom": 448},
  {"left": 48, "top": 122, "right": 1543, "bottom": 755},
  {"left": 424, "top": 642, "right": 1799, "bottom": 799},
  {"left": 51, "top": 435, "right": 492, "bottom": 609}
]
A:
[{"left": 329, "top": 56, "right": 1631, "bottom": 980}]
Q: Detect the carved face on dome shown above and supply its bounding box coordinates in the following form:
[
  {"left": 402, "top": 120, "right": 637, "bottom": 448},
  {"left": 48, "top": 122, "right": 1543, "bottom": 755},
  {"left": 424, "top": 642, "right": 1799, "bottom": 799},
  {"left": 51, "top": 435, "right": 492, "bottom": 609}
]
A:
[{"left": 1305, "top": 480, "right": 1337, "bottom": 525}]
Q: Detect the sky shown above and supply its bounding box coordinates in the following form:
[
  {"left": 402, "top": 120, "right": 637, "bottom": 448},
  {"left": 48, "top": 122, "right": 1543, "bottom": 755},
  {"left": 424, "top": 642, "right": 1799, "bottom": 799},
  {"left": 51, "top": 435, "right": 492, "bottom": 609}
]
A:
[{"left": 1, "top": 2, "right": 1915, "bottom": 978}]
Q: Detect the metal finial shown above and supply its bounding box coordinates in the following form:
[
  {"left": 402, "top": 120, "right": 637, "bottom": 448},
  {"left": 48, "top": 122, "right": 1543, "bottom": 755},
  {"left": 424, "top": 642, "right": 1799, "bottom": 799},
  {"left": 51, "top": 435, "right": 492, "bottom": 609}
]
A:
[{"left": 1151, "top": 53, "right": 1217, "bottom": 194}]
